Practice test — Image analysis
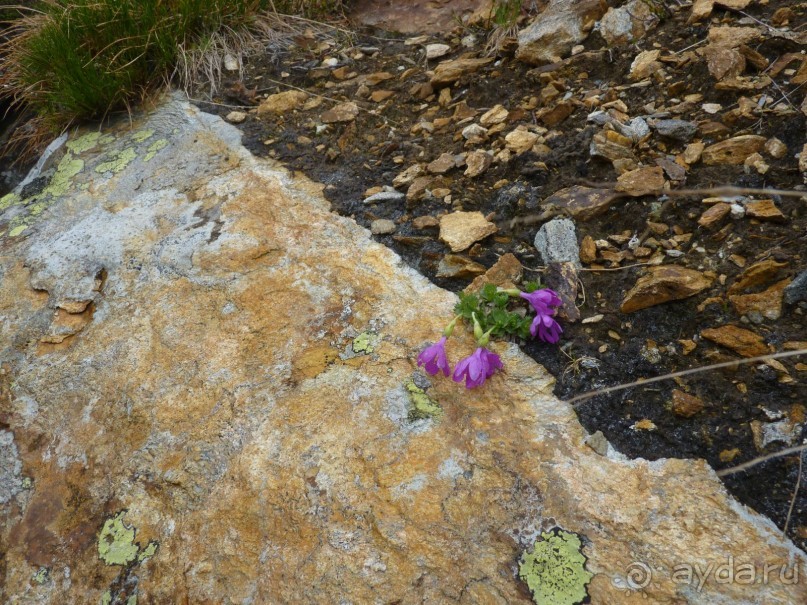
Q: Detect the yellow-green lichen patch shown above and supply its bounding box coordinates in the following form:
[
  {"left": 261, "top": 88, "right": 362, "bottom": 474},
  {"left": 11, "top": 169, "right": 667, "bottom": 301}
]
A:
[
  {"left": 100, "top": 590, "right": 112, "bottom": 605},
  {"left": 143, "top": 139, "right": 168, "bottom": 162},
  {"left": 132, "top": 129, "right": 155, "bottom": 143},
  {"left": 0, "top": 192, "right": 20, "bottom": 211},
  {"left": 21, "top": 476, "right": 33, "bottom": 489},
  {"left": 137, "top": 540, "right": 158, "bottom": 562},
  {"left": 95, "top": 147, "right": 137, "bottom": 174},
  {"left": 9, "top": 224, "right": 28, "bottom": 237},
  {"left": 352, "top": 331, "right": 378, "bottom": 355},
  {"left": 98, "top": 512, "right": 139, "bottom": 566},
  {"left": 32, "top": 567, "right": 49, "bottom": 585},
  {"left": 406, "top": 380, "right": 442, "bottom": 420},
  {"left": 127, "top": 594, "right": 137, "bottom": 605},
  {"left": 66, "top": 132, "right": 102, "bottom": 154},
  {"left": 44, "top": 154, "right": 84, "bottom": 197},
  {"left": 519, "top": 529, "right": 593, "bottom": 605}
]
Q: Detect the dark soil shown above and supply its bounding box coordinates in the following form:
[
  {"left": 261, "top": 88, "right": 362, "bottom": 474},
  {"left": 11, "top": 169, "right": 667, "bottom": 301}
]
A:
[{"left": 195, "top": 1, "right": 807, "bottom": 549}]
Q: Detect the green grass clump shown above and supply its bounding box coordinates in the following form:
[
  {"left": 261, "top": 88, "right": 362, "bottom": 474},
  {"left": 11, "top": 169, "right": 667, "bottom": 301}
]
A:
[{"left": 0, "top": 0, "right": 341, "bottom": 135}]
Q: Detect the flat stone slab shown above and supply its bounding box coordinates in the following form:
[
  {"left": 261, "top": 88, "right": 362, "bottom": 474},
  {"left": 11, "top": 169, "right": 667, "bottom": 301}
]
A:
[{"left": 0, "top": 95, "right": 804, "bottom": 603}]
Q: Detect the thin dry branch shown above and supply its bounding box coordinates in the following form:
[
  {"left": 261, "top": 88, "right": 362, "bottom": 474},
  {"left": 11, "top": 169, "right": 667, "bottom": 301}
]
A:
[
  {"left": 718, "top": 444, "right": 807, "bottom": 477},
  {"left": 567, "top": 349, "right": 807, "bottom": 407}
]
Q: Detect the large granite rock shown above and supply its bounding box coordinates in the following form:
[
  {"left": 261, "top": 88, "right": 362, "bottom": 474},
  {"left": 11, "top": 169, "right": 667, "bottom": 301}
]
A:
[
  {"left": 516, "top": 0, "right": 608, "bottom": 65},
  {"left": 1, "top": 96, "right": 805, "bottom": 603}
]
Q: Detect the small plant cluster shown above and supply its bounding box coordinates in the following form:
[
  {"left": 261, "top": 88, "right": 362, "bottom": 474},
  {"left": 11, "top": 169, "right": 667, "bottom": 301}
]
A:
[{"left": 418, "top": 283, "right": 563, "bottom": 389}]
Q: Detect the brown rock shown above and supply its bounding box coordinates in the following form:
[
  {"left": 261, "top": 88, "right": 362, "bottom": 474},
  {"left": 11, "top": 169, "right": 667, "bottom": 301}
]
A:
[
  {"left": 370, "top": 90, "right": 395, "bottom": 103},
  {"left": 3, "top": 97, "right": 806, "bottom": 605},
  {"left": 703, "top": 45, "right": 745, "bottom": 81},
  {"left": 671, "top": 390, "right": 705, "bottom": 418},
  {"left": 515, "top": 0, "right": 608, "bottom": 65},
  {"left": 412, "top": 215, "right": 440, "bottom": 229},
  {"left": 580, "top": 235, "right": 597, "bottom": 264},
  {"left": 430, "top": 57, "right": 493, "bottom": 86},
  {"left": 630, "top": 50, "right": 662, "bottom": 80},
  {"left": 680, "top": 141, "right": 705, "bottom": 165},
  {"left": 439, "top": 211, "right": 498, "bottom": 252},
  {"left": 765, "top": 137, "right": 787, "bottom": 159},
  {"left": 435, "top": 254, "right": 487, "bottom": 278},
  {"left": 321, "top": 102, "right": 360, "bottom": 123},
  {"left": 464, "top": 253, "right": 523, "bottom": 294},
  {"left": 406, "top": 176, "right": 433, "bottom": 205},
  {"left": 546, "top": 261, "right": 581, "bottom": 322},
  {"left": 464, "top": 150, "right": 492, "bottom": 177},
  {"left": 257, "top": 90, "right": 308, "bottom": 115},
  {"left": 729, "top": 279, "right": 791, "bottom": 321},
  {"left": 745, "top": 199, "right": 785, "bottom": 221},
  {"left": 479, "top": 104, "right": 509, "bottom": 126},
  {"left": 729, "top": 259, "right": 788, "bottom": 294},
  {"left": 427, "top": 153, "right": 459, "bottom": 174},
  {"left": 590, "top": 129, "right": 635, "bottom": 162},
  {"left": 701, "top": 325, "right": 772, "bottom": 357},
  {"left": 698, "top": 202, "right": 731, "bottom": 229},
  {"left": 542, "top": 186, "right": 620, "bottom": 221},
  {"left": 504, "top": 128, "right": 540, "bottom": 154},
  {"left": 621, "top": 265, "right": 713, "bottom": 312},
  {"left": 615, "top": 166, "right": 665, "bottom": 197},
  {"left": 702, "top": 135, "right": 766, "bottom": 165},
  {"left": 539, "top": 101, "right": 574, "bottom": 126},
  {"left": 393, "top": 164, "right": 424, "bottom": 188}
]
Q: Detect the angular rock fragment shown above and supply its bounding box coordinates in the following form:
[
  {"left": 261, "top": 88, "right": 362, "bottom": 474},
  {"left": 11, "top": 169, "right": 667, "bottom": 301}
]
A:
[
  {"left": 515, "top": 0, "right": 607, "bottom": 65},
  {"left": 702, "top": 135, "right": 766, "bottom": 165},
  {"left": 701, "top": 325, "right": 772, "bottom": 357},
  {"left": 542, "top": 186, "right": 620, "bottom": 221},
  {"left": 430, "top": 57, "right": 493, "bottom": 86},
  {"left": 729, "top": 259, "right": 788, "bottom": 294},
  {"left": 479, "top": 104, "right": 509, "bottom": 127},
  {"left": 546, "top": 261, "right": 581, "bottom": 322},
  {"left": 671, "top": 390, "right": 705, "bottom": 418},
  {"left": 534, "top": 218, "right": 580, "bottom": 267},
  {"left": 464, "top": 253, "right": 523, "bottom": 294},
  {"left": 321, "top": 102, "right": 359, "bottom": 123},
  {"left": 425, "top": 43, "right": 451, "bottom": 59},
  {"left": 599, "top": 0, "right": 662, "bottom": 46},
  {"left": 698, "top": 202, "right": 731, "bottom": 229},
  {"left": 621, "top": 266, "right": 713, "bottom": 312},
  {"left": 783, "top": 271, "right": 807, "bottom": 305},
  {"left": 630, "top": 50, "right": 662, "bottom": 80},
  {"left": 729, "top": 279, "right": 791, "bottom": 321},
  {"left": 464, "top": 150, "right": 492, "bottom": 177},
  {"left": 615, "top": 166, "right": 665, "bottom": 197},
  {"left": 257, "top": 90, "right": 308, "bottom": 115},
  {"left": 504, "top": 128, "right": 539, "bottom": 154},
  {"left": 439, "top": 211, "right": 498, "bottom": 252},
  {"left": 650, "top": 119, "right": 698, "bottom": 142},
  {"left": 744, "top": 199, "right": 784, "bottom": 221},
  {"left": 436, "top": 254, "right": 486, "bottom": 278}
]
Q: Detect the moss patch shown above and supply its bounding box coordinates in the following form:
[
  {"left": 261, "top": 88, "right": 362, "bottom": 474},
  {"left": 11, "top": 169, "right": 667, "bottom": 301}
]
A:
[
  {"left": 519, "top": 529, "right": 593, "bottom": 605},
  {"left": 406, "top": 380, "right": 442, "bottom": 420}
]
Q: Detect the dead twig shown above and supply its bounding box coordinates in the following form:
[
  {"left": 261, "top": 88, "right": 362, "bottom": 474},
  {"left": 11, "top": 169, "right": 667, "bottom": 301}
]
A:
[
  {"left": 718, "top": 443, "right": 807, "bottom": 477},
  {"left": 784, "top": 448, "right": 804, "bottom": 537},
  {"left": 567, "top": 349, "right": 807, "bottom": 407}
]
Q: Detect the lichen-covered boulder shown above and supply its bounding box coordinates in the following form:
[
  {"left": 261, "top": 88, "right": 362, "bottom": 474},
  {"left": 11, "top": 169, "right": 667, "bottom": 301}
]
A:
[{"left": 1, "top": 95, "right": 805, "bottom": 603}]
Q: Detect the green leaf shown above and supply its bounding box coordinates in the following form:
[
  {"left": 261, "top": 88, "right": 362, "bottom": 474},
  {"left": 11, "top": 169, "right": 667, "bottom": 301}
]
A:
[
  {"left": 481, "top": 283, "right": 497, "bottom": 302},
  {"left": 524, "top": 280, "right": 542, "bottom": 293}
]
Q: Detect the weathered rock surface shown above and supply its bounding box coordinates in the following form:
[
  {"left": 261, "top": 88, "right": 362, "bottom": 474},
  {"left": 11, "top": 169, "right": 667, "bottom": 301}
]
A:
[
  {"left": 515, "top": 0, "right": 607, "bottom": 65},
  {"left": 702, "top": 325, "right": 772, "bottom": 357},
  {"left": 621, "top": 265, "right": 713, "bottom": 312},
  {"left": 1, "top": 96, "right": 805, "bottom": 604},
  {"left": 439, "top": 210, "right": 498, "bottom": 251}
]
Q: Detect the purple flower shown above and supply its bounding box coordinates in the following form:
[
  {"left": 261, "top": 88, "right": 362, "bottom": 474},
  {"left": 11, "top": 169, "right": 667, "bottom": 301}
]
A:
[
  {"left": 530, "top": 313, "right": 563, "bottom": 344},
  {"left": 417, "top": 336, "right": 451, "bottom": 376},
  {"left": 520, "top": 289, "right": 562, "bottom": 314},
  {"left": 452, "top": 347, "right": 503, "bottom": 389}
]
